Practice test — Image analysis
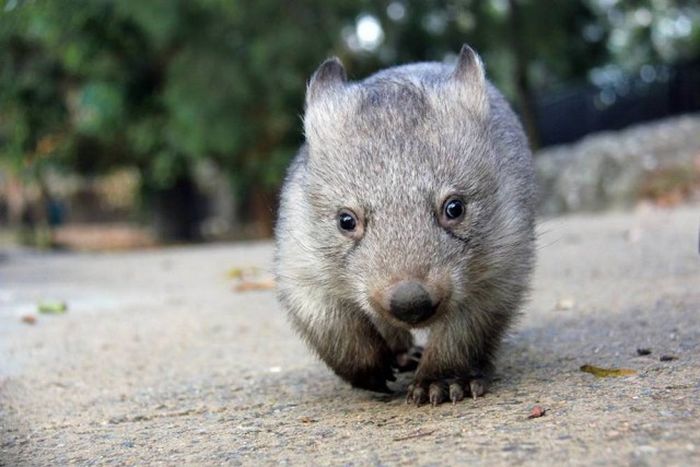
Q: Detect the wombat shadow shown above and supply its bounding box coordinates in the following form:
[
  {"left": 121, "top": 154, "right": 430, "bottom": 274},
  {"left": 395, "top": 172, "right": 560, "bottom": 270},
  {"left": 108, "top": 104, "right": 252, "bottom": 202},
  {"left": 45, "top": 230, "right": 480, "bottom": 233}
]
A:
[{"left": 274, "top": 296, "right": 698, "bottom": 404}]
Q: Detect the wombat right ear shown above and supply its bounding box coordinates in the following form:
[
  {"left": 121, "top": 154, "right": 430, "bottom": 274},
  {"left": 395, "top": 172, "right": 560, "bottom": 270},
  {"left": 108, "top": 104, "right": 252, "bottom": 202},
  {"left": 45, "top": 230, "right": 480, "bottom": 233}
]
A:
[
  {"left": 450, "top": 44, "right": 488, "bottom": 114},
  {"left": 306, "top": 57, "right": 347, "bottom": 105},
  {"left": 451, "top": 44, "right": 486, "bottom": 86}
]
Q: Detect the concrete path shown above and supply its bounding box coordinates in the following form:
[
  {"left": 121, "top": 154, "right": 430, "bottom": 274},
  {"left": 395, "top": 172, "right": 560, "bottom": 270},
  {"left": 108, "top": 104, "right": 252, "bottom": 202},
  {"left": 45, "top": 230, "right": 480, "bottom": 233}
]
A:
[{"left": 1, "top": 205, "right": 699, "bottom": 465}]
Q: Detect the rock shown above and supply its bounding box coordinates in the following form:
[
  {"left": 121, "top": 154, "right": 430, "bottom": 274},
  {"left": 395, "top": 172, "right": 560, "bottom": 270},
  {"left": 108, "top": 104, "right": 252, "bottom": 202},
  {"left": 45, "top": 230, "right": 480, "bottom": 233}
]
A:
[{"left": 536, "top": 114, "right": 700, "bottom": 216}]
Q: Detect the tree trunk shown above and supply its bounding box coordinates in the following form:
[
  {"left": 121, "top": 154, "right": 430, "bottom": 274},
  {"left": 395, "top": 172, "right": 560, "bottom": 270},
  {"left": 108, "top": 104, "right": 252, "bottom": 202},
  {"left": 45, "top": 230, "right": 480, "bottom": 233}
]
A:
[
  {"left": 149, "top": 173, "right": 206, "bottom": 242},
  {"left": 245, "top": 185, "right": 277, "bottom": 238},
  {"left": 508, "top": 0, "right": 541, "bottom": 149}
]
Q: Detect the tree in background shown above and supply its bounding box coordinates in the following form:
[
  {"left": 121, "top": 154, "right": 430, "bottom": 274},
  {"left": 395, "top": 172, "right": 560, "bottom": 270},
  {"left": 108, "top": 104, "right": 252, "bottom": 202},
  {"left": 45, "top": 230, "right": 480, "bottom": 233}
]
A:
[
  {"left": 1, "top": 0, "right": 359, "bottom": 239},
  {"left": 342, "top": 0, "right": 698, "bottom": 143},
  {"left": 1, "top": 0, "right": 698, "bottom": 240},
  {"left": 341, "top": 0, "right": 608, "bottom": 147}
]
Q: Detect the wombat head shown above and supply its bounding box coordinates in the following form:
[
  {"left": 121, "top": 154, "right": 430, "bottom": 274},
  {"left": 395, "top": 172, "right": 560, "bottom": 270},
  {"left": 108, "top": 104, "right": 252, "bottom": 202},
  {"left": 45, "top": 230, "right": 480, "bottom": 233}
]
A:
[{"left": 300, "top": 45, "right": 529, "bottom": 329}]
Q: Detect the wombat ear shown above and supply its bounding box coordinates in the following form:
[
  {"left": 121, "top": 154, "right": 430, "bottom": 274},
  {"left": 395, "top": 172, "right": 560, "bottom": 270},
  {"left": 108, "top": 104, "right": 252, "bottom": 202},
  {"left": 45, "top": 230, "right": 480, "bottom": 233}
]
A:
[
  {"left": 450, "top": 44, "right": 488, "bottom": 113},
  {"left": 306, "top": 57, "right": 347, "bottom": 106},
  {"left": 452, "top": 44, "right": 485, "bottom": 85}
]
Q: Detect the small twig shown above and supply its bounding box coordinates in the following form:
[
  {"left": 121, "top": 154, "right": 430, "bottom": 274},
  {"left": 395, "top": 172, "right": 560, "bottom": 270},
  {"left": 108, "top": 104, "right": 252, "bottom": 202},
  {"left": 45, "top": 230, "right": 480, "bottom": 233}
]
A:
[{"left": 392, "top": 430, "right": 436, "bottom": 442}]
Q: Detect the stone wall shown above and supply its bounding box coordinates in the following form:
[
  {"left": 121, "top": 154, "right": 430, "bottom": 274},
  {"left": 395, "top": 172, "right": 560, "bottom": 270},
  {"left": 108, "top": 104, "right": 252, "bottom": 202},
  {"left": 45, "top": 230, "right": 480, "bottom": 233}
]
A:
[{"left": 535, "top": 113, "right": 700, "bottom": 216}]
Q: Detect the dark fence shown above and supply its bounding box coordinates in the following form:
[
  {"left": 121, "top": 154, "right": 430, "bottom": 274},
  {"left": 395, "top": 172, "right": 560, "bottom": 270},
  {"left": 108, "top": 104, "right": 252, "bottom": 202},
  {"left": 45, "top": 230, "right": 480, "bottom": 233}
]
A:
[{"left": 535, "top": 59, "right": 700, "bottom": 147}]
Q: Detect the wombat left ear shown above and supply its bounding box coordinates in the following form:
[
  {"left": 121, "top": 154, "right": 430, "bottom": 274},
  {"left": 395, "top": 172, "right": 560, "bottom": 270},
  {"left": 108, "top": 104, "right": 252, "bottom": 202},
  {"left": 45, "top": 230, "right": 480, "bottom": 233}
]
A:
[{"left": 306, "top": 57, "right": 347, "bottom": 106}]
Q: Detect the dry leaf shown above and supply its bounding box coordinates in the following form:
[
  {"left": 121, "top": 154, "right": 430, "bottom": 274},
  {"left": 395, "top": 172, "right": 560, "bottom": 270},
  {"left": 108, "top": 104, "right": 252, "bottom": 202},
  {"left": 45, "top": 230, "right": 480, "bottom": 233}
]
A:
[
  {"left": 226, "top": 266, "right": 260, "bottom": 279},
  {"left": 580, "top": 364, "right": 636, "bottom": 377},
  {"left": 528, "top": 405, "right": 546, "bottom": 419},
  {"left": 233, "top": 278, "right": 276, "bottom": 292},
  {"left": 21, "top": 315, "right": 37, "bottom": 325}
]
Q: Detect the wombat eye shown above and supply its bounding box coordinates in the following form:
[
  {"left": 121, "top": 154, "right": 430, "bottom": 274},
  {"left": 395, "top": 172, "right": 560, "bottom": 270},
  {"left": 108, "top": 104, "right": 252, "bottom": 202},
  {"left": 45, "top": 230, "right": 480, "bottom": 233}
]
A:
[
  {"left": 337, "top": 209, "right": 359, "bottom": 234},
  {"left": 443, "top": 198, "right": 465, "bottom": 220}
]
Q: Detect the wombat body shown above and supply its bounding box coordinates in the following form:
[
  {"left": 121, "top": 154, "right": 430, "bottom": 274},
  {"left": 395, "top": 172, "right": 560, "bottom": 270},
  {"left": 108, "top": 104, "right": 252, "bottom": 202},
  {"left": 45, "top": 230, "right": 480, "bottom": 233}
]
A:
[{"left": 275, "top": 45, "right": 536, "bottom": 406}]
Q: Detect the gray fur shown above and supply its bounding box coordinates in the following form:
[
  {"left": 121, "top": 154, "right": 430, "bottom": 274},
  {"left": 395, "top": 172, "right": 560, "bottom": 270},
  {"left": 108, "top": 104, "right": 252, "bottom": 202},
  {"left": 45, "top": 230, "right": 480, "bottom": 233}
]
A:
[{"left": 275, "top": 45, "right": 536, "bottom": 404}]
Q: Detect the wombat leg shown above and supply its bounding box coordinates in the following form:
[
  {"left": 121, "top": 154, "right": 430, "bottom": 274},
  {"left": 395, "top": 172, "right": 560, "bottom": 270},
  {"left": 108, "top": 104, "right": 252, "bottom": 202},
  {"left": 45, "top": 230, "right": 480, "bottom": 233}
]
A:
[
  {"left": 372, "top": 318, "right": 423, "bottom": 372},
  {"left": 288, "top": 306, "right": 395, "bottom": 393},
  {"left": 406, "top": 314, "right": 499, "bottom": 406}
]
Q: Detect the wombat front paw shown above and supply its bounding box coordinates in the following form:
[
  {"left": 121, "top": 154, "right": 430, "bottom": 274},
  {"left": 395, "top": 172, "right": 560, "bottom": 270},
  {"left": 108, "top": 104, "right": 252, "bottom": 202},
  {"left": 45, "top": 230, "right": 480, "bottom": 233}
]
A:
[
  {"left": 406, "top": 376, "right": 488, "bottom": 406},
  {"left": 393, "top": 346, "right": 423, "bottom": 372}
]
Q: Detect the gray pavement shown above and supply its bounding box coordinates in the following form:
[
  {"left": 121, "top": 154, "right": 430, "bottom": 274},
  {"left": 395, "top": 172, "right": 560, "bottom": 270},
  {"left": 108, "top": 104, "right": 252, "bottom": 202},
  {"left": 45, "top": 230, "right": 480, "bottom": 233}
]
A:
[{"left": 1, "top": 204, "right": 699, "bottom": 465}]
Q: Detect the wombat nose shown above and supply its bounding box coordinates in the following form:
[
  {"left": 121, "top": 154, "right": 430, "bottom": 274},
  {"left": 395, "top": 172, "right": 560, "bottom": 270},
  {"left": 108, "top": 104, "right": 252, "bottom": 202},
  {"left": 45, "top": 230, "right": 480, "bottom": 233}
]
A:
[{"left": 389, "top": 281, "right": 437, "bottom": 325}]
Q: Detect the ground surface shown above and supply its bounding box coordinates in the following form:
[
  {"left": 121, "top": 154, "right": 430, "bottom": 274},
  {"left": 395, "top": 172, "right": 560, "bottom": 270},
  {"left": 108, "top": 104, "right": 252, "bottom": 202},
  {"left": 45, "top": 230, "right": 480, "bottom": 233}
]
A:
[{"left": 1, "top": 205, "right": 699, "bottom": 466}]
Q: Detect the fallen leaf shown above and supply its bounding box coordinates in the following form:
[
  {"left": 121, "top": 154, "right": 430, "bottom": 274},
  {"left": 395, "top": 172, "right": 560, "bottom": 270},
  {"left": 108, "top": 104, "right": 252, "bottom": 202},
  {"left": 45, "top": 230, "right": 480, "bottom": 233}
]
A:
[
  {"left": 528, "top": 405, "right": 546, "bottom": 419},
  {"left": 226, "top": 266, "right": 260, "bottom": 279},
  {"left": 21, "top": 315, "right": 37, "bottom": 325},
  {"left": 234, "top": 278, "right": 276, "bottom": 292},
  {"left": 228, "top": 265, "right": 275, "bottom": 292},
  {"left": 37, "top": 301, "right": 68, "bottom": 314},
  {"left": 580, "top": 364, "right": 636, "bottom": 378},
  {"left": 299, "top": 416, "right": 317, "bottom": 424}
]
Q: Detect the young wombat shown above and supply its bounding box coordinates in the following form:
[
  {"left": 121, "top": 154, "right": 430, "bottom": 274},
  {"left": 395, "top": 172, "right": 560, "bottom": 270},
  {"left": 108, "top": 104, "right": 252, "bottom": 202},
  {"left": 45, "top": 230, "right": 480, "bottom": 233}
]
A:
[{"left": 275, "top": 45, "right": 535, "bottom": 406}]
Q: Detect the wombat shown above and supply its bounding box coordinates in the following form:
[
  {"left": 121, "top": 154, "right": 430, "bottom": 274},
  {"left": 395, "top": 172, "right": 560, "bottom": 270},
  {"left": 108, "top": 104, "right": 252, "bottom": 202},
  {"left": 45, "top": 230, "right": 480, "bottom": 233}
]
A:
[{"left": 275, "top": 44, "right": 535, "bottom": 406}]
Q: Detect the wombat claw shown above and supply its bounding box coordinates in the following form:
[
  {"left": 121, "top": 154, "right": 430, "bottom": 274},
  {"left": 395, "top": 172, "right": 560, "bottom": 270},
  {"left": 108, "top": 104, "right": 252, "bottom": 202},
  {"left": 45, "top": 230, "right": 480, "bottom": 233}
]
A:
[{"left": 406, "top": 377, "right": 487, "bottom": 406}]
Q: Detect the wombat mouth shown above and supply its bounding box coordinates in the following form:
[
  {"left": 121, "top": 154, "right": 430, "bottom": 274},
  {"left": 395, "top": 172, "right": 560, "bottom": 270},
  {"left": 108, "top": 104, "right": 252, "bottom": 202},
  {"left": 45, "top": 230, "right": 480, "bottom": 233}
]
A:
[{"left": 378, "top": 304, "right": 444, "bottom": 329}]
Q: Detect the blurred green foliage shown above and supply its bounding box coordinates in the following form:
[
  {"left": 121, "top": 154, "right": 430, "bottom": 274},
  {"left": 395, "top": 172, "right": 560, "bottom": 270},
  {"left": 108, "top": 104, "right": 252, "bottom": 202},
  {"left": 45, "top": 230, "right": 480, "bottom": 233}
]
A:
[
  {"left": 1, "top": 0, "right": 698, "bottom": 235},
  {"left": 1, "top": 1, "right": 356, "bottom": 192}
]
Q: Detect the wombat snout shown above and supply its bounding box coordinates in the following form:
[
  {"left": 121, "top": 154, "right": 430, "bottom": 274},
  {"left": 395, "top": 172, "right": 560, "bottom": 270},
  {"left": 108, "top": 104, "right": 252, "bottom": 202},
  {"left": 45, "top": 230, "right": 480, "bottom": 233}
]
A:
[{"left": 389, "top": 281, "right": 439, "bottom": 325}]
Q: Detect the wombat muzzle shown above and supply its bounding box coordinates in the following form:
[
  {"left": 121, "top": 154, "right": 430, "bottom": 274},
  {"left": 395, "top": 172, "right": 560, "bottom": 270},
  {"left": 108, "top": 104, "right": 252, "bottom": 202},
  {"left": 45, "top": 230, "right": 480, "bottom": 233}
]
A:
[{"left": 389, "top": 281, "right": 438, "bottom": 325}]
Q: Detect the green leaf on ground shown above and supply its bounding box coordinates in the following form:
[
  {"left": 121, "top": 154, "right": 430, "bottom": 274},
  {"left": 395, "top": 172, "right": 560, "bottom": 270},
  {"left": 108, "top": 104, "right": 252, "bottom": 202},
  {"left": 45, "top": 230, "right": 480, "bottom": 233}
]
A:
[
  {"left": 37, "top": 301, "right": 68, "bottom": 314},
  {"left": 580, "top": 364, "right": 636, "bottom": 377}
]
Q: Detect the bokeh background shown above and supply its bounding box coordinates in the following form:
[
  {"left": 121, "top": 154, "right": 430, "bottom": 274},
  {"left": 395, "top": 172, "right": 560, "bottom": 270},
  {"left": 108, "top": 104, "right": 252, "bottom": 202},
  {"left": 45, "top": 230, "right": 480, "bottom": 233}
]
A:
[{"left": 1, "top": 0, "right": 699, "bottom": 249}]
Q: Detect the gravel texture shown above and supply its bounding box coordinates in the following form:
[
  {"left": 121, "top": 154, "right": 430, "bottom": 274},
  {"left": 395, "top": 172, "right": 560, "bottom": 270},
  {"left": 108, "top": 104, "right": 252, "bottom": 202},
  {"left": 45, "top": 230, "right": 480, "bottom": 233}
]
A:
[{"left": 1, "top": 204, "right": 699, "bottom": 465}]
